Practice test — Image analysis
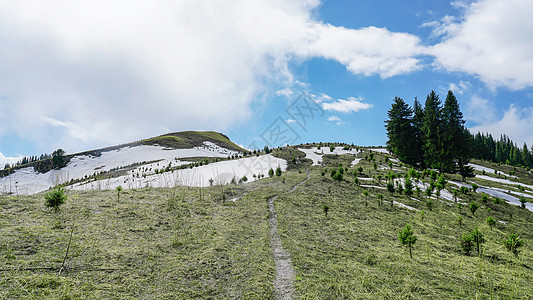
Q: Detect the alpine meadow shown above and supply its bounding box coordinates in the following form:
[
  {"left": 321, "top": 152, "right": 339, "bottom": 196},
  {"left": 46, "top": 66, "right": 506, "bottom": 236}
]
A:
[{"left": 1, "top": 1, "right": 533, "bottom": 299}]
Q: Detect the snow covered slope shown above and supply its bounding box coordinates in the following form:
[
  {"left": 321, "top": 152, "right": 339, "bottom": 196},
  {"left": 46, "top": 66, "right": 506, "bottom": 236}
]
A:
[{"left": 0, "top": 135, "right": 286, "bottom": 195}]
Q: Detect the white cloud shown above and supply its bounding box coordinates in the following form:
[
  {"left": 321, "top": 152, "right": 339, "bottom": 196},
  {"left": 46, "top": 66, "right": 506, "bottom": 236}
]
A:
[
  {"left": 276, "top": 88, "right": 294, "bottom": 98},
  {"left": 0, "top": 0, "right": 426, "bottom": 153},
  {"left": 430, "top": 0, "right": 533, "bottom": 89},
  {"left": 286, "top": 119, "right": 297, "bottom": 124},
  {"left": 322, "top": 97, "right": 373, "bottom": 113},
  {"left": 466, "top": 97, "right": 533, "bottom": 146},
  {"left": 0, "top": 152, "right": 24, "bottom": 168},
  {"left": 327, "top": 115, "right": 347, "bottom": 126},
  {"left": 447, "top": 80, "right": 471, "bottom": 95},
  {"left": 464, "top": 95, "right": 497, "bottom": 125}
]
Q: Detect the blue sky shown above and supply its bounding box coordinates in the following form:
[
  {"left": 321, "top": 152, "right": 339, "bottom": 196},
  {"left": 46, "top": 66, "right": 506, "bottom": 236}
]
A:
[{"left": 1, "top": 0, "right": 532, "bottom": 164}]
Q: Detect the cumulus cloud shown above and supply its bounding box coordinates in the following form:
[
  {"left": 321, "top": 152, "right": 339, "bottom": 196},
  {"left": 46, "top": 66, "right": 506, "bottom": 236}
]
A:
[
  {"left": 0, "top": 152, "right": 24, "bottom": 168},
  {"left": 327, "top": 115, "right": 347, "bottom": 126},
  {"left": 429, "top": 0, "right": 533, "bottom": 89},
  {"left": 322, "top": 97, "right": 373, "bottom": 113},
  {"left": 447, "top": 81, "right": 471, "bottom": 95},
  {"left": 0, "top": 0, "right": 425, "bottom": 153},
  {"left": 466, "top": 97, "right": 533, "bottom": 146}
]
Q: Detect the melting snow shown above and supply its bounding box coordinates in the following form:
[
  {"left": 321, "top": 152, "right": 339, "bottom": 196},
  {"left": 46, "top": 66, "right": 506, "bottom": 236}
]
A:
[
  {"left": 469, "top": 163, "right": 517, "bottom": 178},
  {"left": 299, "top": 147, "right": 360, "bottom": 166},
  {"left": 0, "top": 142, "right": 287, "bottom": 195}
]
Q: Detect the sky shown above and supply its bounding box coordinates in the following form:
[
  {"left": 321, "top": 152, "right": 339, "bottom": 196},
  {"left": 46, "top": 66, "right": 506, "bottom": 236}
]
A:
[{"left": 1, "top": 0, "right": 532, "bottom": 165}]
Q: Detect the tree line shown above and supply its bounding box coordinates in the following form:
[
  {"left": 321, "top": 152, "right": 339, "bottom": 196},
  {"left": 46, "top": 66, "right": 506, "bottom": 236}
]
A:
[
  {"left": 471, "top": 132, "right": 533, "bottom": 169},
  {"left": 385, "top": 90, "right": 474, "bottom": 180}
]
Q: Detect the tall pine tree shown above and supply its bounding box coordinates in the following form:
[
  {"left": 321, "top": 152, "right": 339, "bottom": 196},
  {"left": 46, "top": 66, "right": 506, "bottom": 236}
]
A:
[
  {"left": 422, "top": 91, "right": 444, "bottom": 171},
  {"left": 442, "top": 90, "right": 468, "bottom": 173},
  {"left": 411, "top": 97, "right": 425, "bottom": 167},
  {"left": 385, "top": 97, "right": 417, "bottom": 165}
]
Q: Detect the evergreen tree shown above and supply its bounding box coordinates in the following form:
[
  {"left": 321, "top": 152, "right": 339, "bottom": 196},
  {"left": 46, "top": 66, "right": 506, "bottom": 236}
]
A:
[
  {"left": 442, "top": 91, "right": 467, "bottom": 173},
  {"left": 411, "top": 97, "right": 425, "bottom": 167},
  {"left": 421, "top": 91, "right": 444, "bottom": 171},
  {"left": 385, "top": 97, "right": 417, "bottom": 165}
]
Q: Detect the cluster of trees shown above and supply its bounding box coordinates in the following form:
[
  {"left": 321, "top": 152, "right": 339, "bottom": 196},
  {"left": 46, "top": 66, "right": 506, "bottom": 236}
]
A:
[
  {"left": 3, "top": 153, "right": 52, "bottom": 170},
  {"left": 471, "top": 132, "right": 533, "bottom": 169},
  {"left": 385, "top": 90, "right": 473, "bottom": 179}
]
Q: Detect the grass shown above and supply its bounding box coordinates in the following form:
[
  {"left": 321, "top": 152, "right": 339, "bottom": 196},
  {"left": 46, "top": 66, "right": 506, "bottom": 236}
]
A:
[
  {"left": 141, "top": 131, "right": 245, "bottom": 152},
  {"left": 1, "top": 146, "right": 532, "bottom": 299}
]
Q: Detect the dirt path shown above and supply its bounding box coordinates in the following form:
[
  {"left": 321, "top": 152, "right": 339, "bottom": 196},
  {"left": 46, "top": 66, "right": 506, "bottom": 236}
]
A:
[{"left": 268, "top": 170, "right": 310, "bottom": 299}]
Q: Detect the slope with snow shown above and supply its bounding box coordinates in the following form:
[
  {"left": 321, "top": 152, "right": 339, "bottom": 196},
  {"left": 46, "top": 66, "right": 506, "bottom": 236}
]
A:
[
  {"left": 299, "top": 147, "right": 360, "bottom": 166},
  {"left": 0, "top": 141, "right": 252, "bottom": 195}
]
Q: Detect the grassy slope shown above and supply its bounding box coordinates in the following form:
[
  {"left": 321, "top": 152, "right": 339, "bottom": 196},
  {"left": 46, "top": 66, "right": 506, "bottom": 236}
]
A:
[
  {"left": 277, "top": 149, "right": 533, "bottom": 299},
  {"left": 1, "top": 146, "right": 532, "bottom": 299},
  {"left": 140, "top": 131, "right": 244, "bottom": 152}
]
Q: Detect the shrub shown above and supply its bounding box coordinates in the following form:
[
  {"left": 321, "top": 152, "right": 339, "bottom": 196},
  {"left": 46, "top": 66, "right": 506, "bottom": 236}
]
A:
[
  {"left": 404, "top": 177, "right": 413, "bottom": 196},
  {"left": 116, "top": 185, "right": 123, "bottom": 202},
  {"left": 469, "top": 201, "right": 479, "bottom": 216},
  {"left": 377, "top": 193, "right": 384, "bottom": 206},
  {"left": 363, "top": 190, "right": 369, "bottom": 207},
  {"left": 519, "top": 196, "right": 527, "bottom": 209},
  {"left": 453, "top": 190, "right": 459, "bottom": 203},
  {"left": 503, "top": 232, "right": 524, "bottom": 258},
  {"left": 471, "top": 227, "right": 485, "bottom": 257},
  {"left": 459, "top": 186, "right": 468, "bottom": 194},
  {"left": 481, "top": 194, "right": 488, "bottom": 203},
  {"left": 386, "top": 182, "right": 395, "bottom": 194},
  {"left": 275, "top": 166, "right": 282, "bottom": 176},
  {"left": 323, "top": 203, "right": 329, "bottom": 217},
  {"left": 460, "top": 234, "right": 474, "bottom": 255},
  {"left": 426, "top": 199, "right": 433, "bottom": 211},
  {"left": 241, "top": 175, "right": 248, "bottom": 183},
  {"left": 332, "top": 172, "right": 343, "bottom": 184},
  {"left": 44, "top": 187, "right": 67, "bottom": 213},
  {"left": 268, "top": 168, "right": 274, "bottom": 177},
  {"left": 398, "top": 223, "right": 417, "bottom": 259},
  {"left": 486, "top": 216, "right": 496, "bottom": 230},
  {"left": 493, "top": 197, "right": 502, "bottom": 204},
  {"left": 471, "top": 183, "right": 478, "bottom": 193}
]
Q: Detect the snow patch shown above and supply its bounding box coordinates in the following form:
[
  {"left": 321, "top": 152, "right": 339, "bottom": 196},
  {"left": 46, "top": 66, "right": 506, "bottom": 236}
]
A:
[{"left": 299, "top": 147, "right": 360, "bottom": 166}]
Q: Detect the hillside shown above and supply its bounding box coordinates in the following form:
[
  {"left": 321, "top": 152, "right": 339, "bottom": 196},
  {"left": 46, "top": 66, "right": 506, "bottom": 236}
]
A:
[
  {"left": 1, "top": 144, "right": 532, "bottom": 299},
  {"left": 0, "top": 131, "right": 276, "bottom": 195}
]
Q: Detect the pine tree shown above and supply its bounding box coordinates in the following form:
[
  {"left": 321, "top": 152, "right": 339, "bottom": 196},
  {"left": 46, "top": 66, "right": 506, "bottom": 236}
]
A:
[
  {"left": 442, "top": 91, "right": 466, "bottom": 173},
  {"left": 411, "top": 97, "right": 425, "bottom": 167},
  {"left": 385, "top": 97, "right": 417, "bottom": 165},
  {"left": 422, "top": 91, "right": 444, "bottom": 171}
]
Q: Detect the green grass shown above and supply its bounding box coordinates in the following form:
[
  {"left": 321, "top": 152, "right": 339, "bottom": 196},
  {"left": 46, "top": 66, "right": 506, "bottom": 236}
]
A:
[
  {"left": 141, "top": 131, "right": 245, "bottom": 152},
  {"left": 1, "top": 147, "right": 532, "bottom": 299}
]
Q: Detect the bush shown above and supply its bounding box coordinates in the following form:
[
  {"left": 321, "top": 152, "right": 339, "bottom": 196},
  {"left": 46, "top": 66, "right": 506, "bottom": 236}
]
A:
[
  {"left": 471, "top": 183, "right": 478, "bottom": 193},
  {"left": 519, "top": 196, "right": 527, "bottom": 209},
  {"left": 386, "top": 182, "right": 395, "bottom": 194},
  {"left": 471, "top": 227, "right": 485, "bottom": 257},
  {"left": 268, "top": 168, "right": 274, "bottom": 177},
  {"left": 116, "top": 185, "right": 123, "bottom": 202},
  {"left": 275, "top": 166, "right": 282, "bottom": 176},
  {"left": 486, "top": 216, "right": 496, "bottom": 230},
  {"left": 44, "top": 187, "right": 67, "bottom": 212},
  {"left": 398, "top": 223, "right": 417, "bottom": 259},
  {"left": 404, "top": 177, "right": 413, "bottom": 196},
  {"left": 460, "top": 234, "right": 473, "bottom": 255},
  {"left": 469, "top": 201, "right": 479, "bottom": 216},
  {"left": 460, "top": 186, "right": 469, "bottom": 194},
  {"left": 503, "top": 232, "right": 524, "bottom": 258}
]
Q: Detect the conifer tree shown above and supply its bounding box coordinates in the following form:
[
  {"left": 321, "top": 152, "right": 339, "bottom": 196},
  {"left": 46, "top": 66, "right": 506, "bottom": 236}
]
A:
[
  {"left": 422, "top": 91, "right": 444, "bottom": 171},
  {"left": 385, "top": 97, "right": 417, "bottom": 165}
]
